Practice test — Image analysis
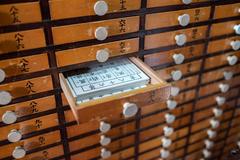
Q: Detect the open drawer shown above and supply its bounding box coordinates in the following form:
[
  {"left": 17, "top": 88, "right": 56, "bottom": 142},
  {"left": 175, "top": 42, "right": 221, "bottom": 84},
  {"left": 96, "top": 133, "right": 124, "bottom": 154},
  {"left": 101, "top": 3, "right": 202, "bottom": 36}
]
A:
[{"left": 59, "top": 57, "right": 171, "bottom": 123}]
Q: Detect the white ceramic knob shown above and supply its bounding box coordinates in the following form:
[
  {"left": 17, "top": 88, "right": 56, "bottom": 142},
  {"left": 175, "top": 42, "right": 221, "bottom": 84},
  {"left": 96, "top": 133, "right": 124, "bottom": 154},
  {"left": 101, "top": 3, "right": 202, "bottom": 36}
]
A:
[
  {"left": 99, "top": 121, "right": 111, "bottom": 133},
  {"left": 101, "top": 148, "right": 111, "bottom": 159},
  {"left": 0, "top": 91, "right": 12, "bottom": 105},
  {"left": 219, "top": 83, "right": 230, "bottom": 93},
  {"left": 175, "top": 34, "right": 187, "bottom": 46},
  {"left": 227, "top": 55, "right": 238, "bottom": 66},
  {"left": 210, "top": 119, "right": 220, "bottom": 129},
  {"left": 171, "top": 70, "right": 182, "bottom": 81},
  {"left": 95, "top": 27, "right": 108, "bottom": 41},
  {"left": 12, "top": 146, "right": 26, "bottom": 159},
  {"left": 178, "top": 14, "right": 190, "bottom": 27},
  {"left": 207, "top": 129, "right": 216, "bottom": 139},
  {"left": 170, "top": 86, "right": 180, "bottom": 97},
  {"left": 212, "top": 108, "right": 223, "bottom": 117},
  {"left": 165, "top": 113, "right": 176, "bottom": 124},
  {"left": 203, "top": 149, "right": 211, "bottom": 158},
  {"left": 8, "top": 129, "right": 22, "bottom": 143},
  {"left": 2, "top": 111, "right": 17, "bottom": 124},
  {"left": 0, "top": 69, "right": 5, "bottom": 83},
  {"left": 160, "top": 149, "right": 170, "bottom": 159},
  {"left": 215, "top": 96, "right": 226, "bottom": 106},
  {"left": 96, "top": 49, "right": 109, "bottom": 62},
  {"left": 237, "top": 141, "right": 240, "bottom": 148},
  {"left": 223, "top": 71, "right": 233, "bottom": 80},
  {"left": 234, "top": 24, "right": 240, "bottom": 35},
  {"left": 182, "top": 0, "right": 192, "bottom": 4},
  {"left": 94, "top": 0, "right": 108, "bottom": 16},
  {"left": 230, "top": 40, "right": 240, "bottom": 51},
  {"left": 204, "top": 140, "right": 214, "bottom": 149},
  {"left": 161, "top": 137, "right": 172, "bottom": 148},
  {"left": 173, "top": 53, "right": 185, "bottom": 64},
  {"left": 123, "top": 102, "right": 138, "bottom": 118},
  {"left": 163, "top": 126, "right": 174, "bottom": 137},
  {"left": 166, "top": 100, "right": 177, "bottom": 110},
  {"left": 100, "top": 135, "right": 111, "bottom": 146}
]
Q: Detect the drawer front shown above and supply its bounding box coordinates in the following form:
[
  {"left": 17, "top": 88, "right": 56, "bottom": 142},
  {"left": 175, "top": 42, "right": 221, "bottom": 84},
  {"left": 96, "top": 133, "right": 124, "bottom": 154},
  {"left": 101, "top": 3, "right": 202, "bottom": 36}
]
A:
[
  {"left": 0, "top": 130, "right": 61, "bottom": 159},
  {"left": 0, "top": 29, "right": 46, "bottom": 54},
  {"left": 214, "top": 3, "right": 240, "bottom": 19},
  {"left": 145, "top": 26, "right": 208, "bottom": 50},
  {"left": 0, "top": 76, "right": 53, "bottom": 102},
  {"left": 0, "top": 53, "right": 49, "bottom": 79},
  {"left": 56, "top": 38, "right": 139, "bottom": 67},
  {"left": 0, "top": 113, "right": 58, "bottom": 142},
  {"left": 49, "top": 0, "right": 141, "bottom": 20},
  {"left": 210, "top": 20, "right": 240, "bottom": 37},
  {"left": 147, "top": 0, "right": 208, "bottom": 8},
  {"left": 144, "top": 44, "right": 204, "bottom": 67},
  {"left": 52, "top": 16, "right": 140, "bottom": 45},
  {"left": 0, "top": 2, "right": 42, "bottom": 26},
  {"left": 146, "top": 7, "right": 210, "bottom": 30}
]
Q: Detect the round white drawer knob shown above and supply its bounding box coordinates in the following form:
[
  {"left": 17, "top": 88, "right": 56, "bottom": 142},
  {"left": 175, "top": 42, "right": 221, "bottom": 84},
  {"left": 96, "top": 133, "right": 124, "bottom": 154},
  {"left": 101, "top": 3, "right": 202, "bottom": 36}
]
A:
[
  {"left": 166, "top": 100, "right": 177, "bottom": 110},
  {"left": 203, "top": 149, "right": 211, "bottom": 158},
  {"left": 96, "top": 49, "right": 109, "bottom": 63},
  {"left": 178, "top": 14, "right": 190, "bottom": 27},
  {"left": 175, "top": 34, "right": 187, "bottom": 46},
  {"left": 101, "top": 148, "right": 111, "bottom": 159},
  {"left": 182, "top": 0, "right": 192, "bottom": 4},
  {"left": 234, "top": 24, "right": 240, "bottom": 35},
  {"left": 161, "top": 137, "right": 172, "bottom": 148},
  {"left": 95, "top": 27, "right": 108, "bottom": 41},
  {"left": 100, "top": 135, "right": 111, "bottom": 146},
  {"left": 123, "top": 102, "right": 138, "bottom": 118},
  {"left": 8, "top": 129, "right": 22, "bottom": 143},
  {"left": 99, "top": 121, "right": 111, "bottom": 133},
  {"left": 0, "top": 91, "right": 12, "bottom": 105},
  {"left": 207, "top": 129, "right": 216, "bottom": 139},
  {"left": 94, "top": 0, "right": 108, "bottom": 16},
  {"left": 204, "top": 140, "right": 214, "bottom": 149},
  {"left": 213, "top": 108, "right": 223, "bottom": 117},
  {"left": 230, "top": 40, "right": 240, "bottom": 51},
  {"left": 173, "top": 53, "right": 185, "bottom": 64},
  {"left": 170, "top": 86, "right": 180, "bottom": 97},
  {"left": 171, "top": 70, "right": 182, "bottom": 81},
  {"left": 2, "top": 111, "right": 17, "bottom": 124},
  {"left": 160, "top": 149, "right": 170, "bottom": 158},
  {"left": 219, "top": 83, "right": 230, "bottom": 93},
  {"left": 210, "top": 119, "right": 220, "bottom": 129},
  {"left": 163, "top": 126, "right": 174, "bottom": 137},
  {"left": 227, "top": 55, "right": 238, "bottom": 66},
  {"left": 237, "top": 141, "right": 240, "bottom": 148},
  {"left": 0, "top": 69, "right": 6, "bottom": 83},
  {"left": 223, "top": 71, "right": 233, "bottom": 80},
  {"left": 12, "top": 146, "right": 26, "bottom": 159},
  {"left": 215, "top": 96, "right": 226, "bottom": 106},
  {"left": 165, "top": 113, "right": 176, "bottom": 124}
]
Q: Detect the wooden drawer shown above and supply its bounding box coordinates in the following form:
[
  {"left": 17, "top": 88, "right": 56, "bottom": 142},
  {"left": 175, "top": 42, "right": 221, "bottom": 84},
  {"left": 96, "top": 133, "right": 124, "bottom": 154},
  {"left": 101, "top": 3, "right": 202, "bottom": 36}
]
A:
[
  {"left": 0, "top": 2, "right": 42, "bottom": 26},
  {"left": 0, "top": 130, "right": 60, "bottom": 159},
  {"left": 0, "top": 113, "right": 58, "bottom": 142},
  {"left": 49, "top": 0, "right": 141, "bottom": 20},
  {"left": 208, "top": 36, "right": 240, "bottom": 54},
  {"left": 0, "top": 76, "right": 53, "bottom": 106},
  {"left": 214, "top": 3, "right": 240, "bottom": 19},
  {"left": 0, "top": 29, "right": 46, "bottom": 54},
  {"left": 52, "top": 16, "right": 140, "bottom": 45},
  {"left": 156, "top": 60, "right": 202, "bottom": 81},
  {"left": 147, "top": 0, "right": 208, "bottom": 8},
  {"left": 56, "top": 38, "right": 139, "bottom": 67},
  {"left": 173, "top": 75, "right": 199, "bottom": 90},
  {"left": 0, "top": 53, "right": 49, "bottom": 81},
  {"left": 60, "top": 57, "right": 170, "bottom": 123},
  {"left": 146, "top": 7, "right": 210, "bottom": 29},
  {"left": 210, "top": 20, "right": 240, "bottom": 37},
  {"left": 144, "top": 44, "right": 204, "bottom": 67},
  {"left": 0, "top": 95, "right": 56, "bottom": 124},
  {"left": 145, "top": 25, "right": 208, "bottom": 49}
]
